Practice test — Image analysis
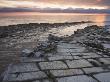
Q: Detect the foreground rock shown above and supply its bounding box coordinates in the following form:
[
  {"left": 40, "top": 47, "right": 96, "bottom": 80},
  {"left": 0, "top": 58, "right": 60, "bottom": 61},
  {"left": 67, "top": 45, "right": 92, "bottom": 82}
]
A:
[
  {"left": 1, "top": 25, "right": 110, "bottom": 82},
  {"left": 0, "top": 21, "right": 90, "bottom": 75},
  {"left": 21, "top": 41, "right": 57, "bottom": 58}
]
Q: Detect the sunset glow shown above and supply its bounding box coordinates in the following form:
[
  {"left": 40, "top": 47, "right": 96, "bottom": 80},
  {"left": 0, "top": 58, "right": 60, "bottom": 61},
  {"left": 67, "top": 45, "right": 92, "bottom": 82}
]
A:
[
  {"left": 0, "top": 0, "right": 110, "bottom": 13},
  {"left": 0, "top": 0, "right": 108, "bottom": 9}
]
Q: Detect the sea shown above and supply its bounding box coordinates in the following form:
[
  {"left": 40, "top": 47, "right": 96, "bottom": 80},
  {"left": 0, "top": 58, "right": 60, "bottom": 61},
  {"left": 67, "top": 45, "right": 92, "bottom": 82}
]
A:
[{"left": 0, "top": 12, "right": 110, "bottom": 26}]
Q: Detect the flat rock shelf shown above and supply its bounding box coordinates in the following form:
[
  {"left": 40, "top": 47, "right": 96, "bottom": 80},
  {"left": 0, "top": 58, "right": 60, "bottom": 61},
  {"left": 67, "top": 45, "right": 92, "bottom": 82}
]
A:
[{"left": 1, "top": 24, "right": 110, "bottom": 82}]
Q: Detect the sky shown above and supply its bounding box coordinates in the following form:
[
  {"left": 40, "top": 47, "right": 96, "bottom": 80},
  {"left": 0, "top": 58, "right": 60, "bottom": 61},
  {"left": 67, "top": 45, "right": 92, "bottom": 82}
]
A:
[{"left": 0, "top": 0, "right": 110, "bottom": 13}]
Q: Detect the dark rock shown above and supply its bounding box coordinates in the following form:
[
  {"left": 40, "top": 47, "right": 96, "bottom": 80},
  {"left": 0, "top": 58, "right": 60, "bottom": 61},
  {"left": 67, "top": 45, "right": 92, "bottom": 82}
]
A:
[
  {"left": 0, "top": 33, "right": 8, "bottom": 38},
  {"left": 48, "top": 34, "right": 62, "bottom": 41},
  {"left": 104, "top": 26, "right": 110, "bottom": 33},
  {"left": 83, "top": 41, "right": 104, "bottom": 51},
  {"left": 34, "top": 51, "right": 44, "bottom": 58},
  {"left": 36, "top": 41, "right": 57, "bottom": 53},
  {"left": 98, "top": 37, "right": 110, "bottom": 42},
  {"left": 89, "top": 61, "right": 100, "bottom": 67},
  {"left": 21, "top": 49, "right": 33, "bottom": 57}
]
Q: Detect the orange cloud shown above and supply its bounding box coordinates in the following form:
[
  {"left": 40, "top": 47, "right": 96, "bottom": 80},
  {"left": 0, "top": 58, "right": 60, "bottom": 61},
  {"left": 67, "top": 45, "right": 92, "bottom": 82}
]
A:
[{"left": 0, "top": 0, "right": 109, "bottom": 9}]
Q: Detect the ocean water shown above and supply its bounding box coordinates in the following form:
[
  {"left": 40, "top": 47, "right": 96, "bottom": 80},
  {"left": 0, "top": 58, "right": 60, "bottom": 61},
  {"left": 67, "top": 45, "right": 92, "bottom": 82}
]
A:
[{"left": 0, "top": 13, "right": 110, "bottom": 26}]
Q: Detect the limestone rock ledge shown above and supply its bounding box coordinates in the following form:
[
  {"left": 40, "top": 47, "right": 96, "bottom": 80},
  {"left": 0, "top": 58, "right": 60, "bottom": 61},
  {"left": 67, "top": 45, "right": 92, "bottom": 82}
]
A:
[{"left": 1, "top": 25, "right": 110, "bottom": 82}]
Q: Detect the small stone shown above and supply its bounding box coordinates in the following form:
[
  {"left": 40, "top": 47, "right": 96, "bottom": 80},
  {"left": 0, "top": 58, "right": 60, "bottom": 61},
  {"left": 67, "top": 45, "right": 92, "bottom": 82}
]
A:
[
  {"left": 48, "top": 34, "right": 62, "bottom": 41},
  {"left": 37, "top": 41, "right": 57, "bottom": 53},
  {"left": 39, "top": 61, "right": 67, "bottom": 70},
  {"left": 22, "top": 49, "right": 33, "bottom": 57},
  {"left": 34, "top": 51, "right": 43, "bottom": 58}
]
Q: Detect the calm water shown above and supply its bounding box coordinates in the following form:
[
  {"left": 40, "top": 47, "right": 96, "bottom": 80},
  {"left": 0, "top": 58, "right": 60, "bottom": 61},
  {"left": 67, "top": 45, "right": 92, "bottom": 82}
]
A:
[{"left": 0, "top": 13, "right": 110, "bottom": 26}]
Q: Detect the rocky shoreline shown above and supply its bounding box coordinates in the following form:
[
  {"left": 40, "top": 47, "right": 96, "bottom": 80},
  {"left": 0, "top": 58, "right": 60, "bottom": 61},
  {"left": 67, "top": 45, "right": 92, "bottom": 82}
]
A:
[
  {"left": 0, "top": 21, "right": 90, "bottom": 38},
  {"left": 1, "top": 23, "right": 110, "bottom": 82},
  {"left": 0, "top": 21, "right": 90, "bottom": 75},
  {"left": 70, "top": 25, "right": 110, "bottom": 55}
]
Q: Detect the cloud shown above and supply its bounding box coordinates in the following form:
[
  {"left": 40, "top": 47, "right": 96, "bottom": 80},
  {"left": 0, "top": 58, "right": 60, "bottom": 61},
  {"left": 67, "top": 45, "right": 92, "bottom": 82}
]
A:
[
  {"left": 11, "top": 0, "right": 110, "bottom": 8},
  {"left": 0, "top": 7, "right": 110, "bottom": 14},
  {"left": 0, "top": 0, "right": 110, "bottom": 13},
  {"left": 1, "top": 0, "right": 110, "bottom": 8}
]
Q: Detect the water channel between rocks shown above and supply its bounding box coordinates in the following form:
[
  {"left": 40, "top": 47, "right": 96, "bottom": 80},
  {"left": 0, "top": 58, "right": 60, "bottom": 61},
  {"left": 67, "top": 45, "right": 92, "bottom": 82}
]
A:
[{"left": 39, "top": 23, "right": 93, "bottom": 41}]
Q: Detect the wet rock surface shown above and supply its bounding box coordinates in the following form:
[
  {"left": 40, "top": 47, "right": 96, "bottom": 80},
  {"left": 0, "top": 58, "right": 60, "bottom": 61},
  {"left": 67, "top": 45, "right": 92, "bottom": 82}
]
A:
[
  {"left": 0, "top": 22, "right": 88, "bottom": 75},
  {"left": 1, "top": 24, "right": 110, "bottom": 82}
]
